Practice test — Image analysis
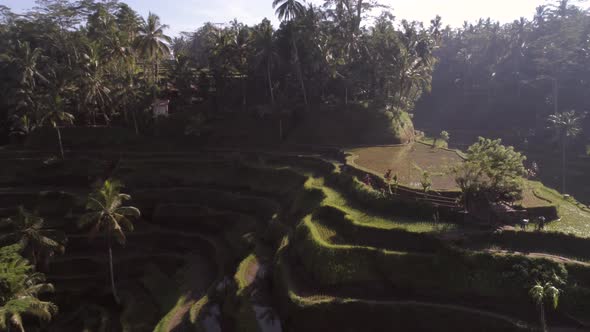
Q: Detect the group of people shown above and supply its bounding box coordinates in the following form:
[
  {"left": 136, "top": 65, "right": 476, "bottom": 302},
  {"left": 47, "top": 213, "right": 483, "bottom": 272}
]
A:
[{"left": 520, "top": 216, "right": 547, "bottom": 231}]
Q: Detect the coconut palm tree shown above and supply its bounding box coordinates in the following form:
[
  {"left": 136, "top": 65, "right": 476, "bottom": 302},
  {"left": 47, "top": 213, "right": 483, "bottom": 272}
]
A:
[
  {"left": 272, "top": 0, "right": 308, "bottom": 109},
  {"left": 10, "top": 40, "right": 48, "bottom": 90},
  {"left": 272, "top": 0, "right": 305, "bottom": 21},
  {"left": 253, "top": 19, "right": 278, "bottom": 106},
  {"left": 547, "top": 110, "right": 586, "bottom": 193},
  {"left": 0, "top": 207, "right": 66, "bottom": 270},
  {"left": 78, "top": 179, "right": 140, "bottom": 304},
  {"left": 135, "top": 12, "right": 172, "bottom": 83},
  {"left": 80, "top": 42, "right": 111, "bottom": 125},
  {"left": 41, "top": 96, "right": 74, "bottom": 160},
  {"left": 0, "top": 269, "right": 58, "bottom": 332},
  {"left": 529, "top": 282, "right": 560, "bottom": 332}
]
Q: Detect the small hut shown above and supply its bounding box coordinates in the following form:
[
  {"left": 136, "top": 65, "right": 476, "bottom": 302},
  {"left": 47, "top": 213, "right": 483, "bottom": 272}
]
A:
[{"left": 152, "top": 99, "right": 170, "bottom": 118}]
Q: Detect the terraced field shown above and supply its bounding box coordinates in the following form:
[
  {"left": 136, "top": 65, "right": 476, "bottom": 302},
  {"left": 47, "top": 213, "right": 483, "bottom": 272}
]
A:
[
  {"left": 347, "top": 142, "right": 463, "bottom": 191},
  {"left": 1, "top": 148, "right": 590, "bottom": 331},
  {"left": 347, "top": 143, "right": 590, "bottom": 238}
]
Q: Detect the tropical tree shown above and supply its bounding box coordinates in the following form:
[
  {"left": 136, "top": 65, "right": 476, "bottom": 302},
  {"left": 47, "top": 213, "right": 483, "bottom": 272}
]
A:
[
  {"left": 11, "top": 41, "right": 48, "bottom": 88},
  {"left": 78, "top": 179, "right": 140, "bottom": 304},
  {"left": 547, "top": 110, "right": 586, "bottom": 193},
  {"left": 455, "top": 137, "right": 526, "bottom": 210},
  {"left": 41, "top": 97, "right": 74, "bottom": 160},
  {"left": 0, "top": 245, "right": 58, "bottom": 332},
  {"left": 135, "top": 12, "right": 172, "bottom": 83},
  {"left": 230, "top": 20, "right": 252, "bottom": 111},
  {"left": 0, "top": 207, "right": 65, "bottom": 270},
  {"left": 440, "top": 130, "right": 450, "bottom": 145},
  {"left": 272, "top": 0, "right": 305, "bottom": 21},
  {"left": 273, "top": 0, "right": 308, "bottom": 108},
  {"left": 529, "top": 282, "right": 560, "bottom": 332},
  {"left": 253, "top": 18, "right": 278, "bottom": 106},
  {"left": 432, "top": 130, "right": 450, "bottom": 148}
]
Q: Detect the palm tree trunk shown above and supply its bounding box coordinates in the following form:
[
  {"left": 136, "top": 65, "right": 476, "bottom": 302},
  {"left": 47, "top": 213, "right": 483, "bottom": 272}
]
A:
[
  {"left": 345, "top": 86, "right": 348, "bottom": 105},
  {"left": 56, "top": 126, "right": 64, "bottom": 160},
  {"left": 562, "top": 135, "right": 567, "bottom": 194},
  {"left": 132, "top": 108, "right": 139, "bottom": 136},
  {"left": 267, "top": 59, "right": 275, "bottom": 105},
  {"left": 292, "top": 38, "right": 308, "bottom": 110},
  {"left": 242, "top": 76, "right": 247, "bottom": 112},
  {"left": 553, "top": 78, "right": 558, "bottom": 114},
  {"left": 539, "top": 303, "right": 547, "bottom": 332},
  {"left": 155, "top": 53, "right": 159, "bottom": 84},
  {"left": 107, "top": 234, "right": 120, "bottom": 304}
]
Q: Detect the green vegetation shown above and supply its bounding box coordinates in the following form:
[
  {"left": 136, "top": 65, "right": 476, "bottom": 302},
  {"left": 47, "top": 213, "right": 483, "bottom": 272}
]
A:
[
  {"left": 1, "top": 0, "right": 590, "bottom": 331},
  {"left": 78, "top": 179, "right": 141, "bottom": 303},
  {"left": 455, "top": 137, "right": 526, "bottom": 205},
  {"left": 0, "top": 207, "right": 65, "bottom": 269},
  {"left": 547, "top": 111, "right": 587, "bottom": 194},
  {"left": 529, "top": 282, "right": 560, "bottom": 332},
  {"left": 0, "top": 245, "right": 57, "bottom": 331},
  {"left": 305, "top": 176, "right": 447, "bottom": 232}
]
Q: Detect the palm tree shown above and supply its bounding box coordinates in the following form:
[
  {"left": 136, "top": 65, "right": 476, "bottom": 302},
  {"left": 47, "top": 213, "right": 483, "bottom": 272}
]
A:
[
  {"left": 272, "top": 0, "right": 305, "bottom": 21},
  {"left": 0, "top": 207, "right": 65, "bottom": 270},
  {"left": 41, "top": 96, "right": 74, "bottom": 160},
  {"left": 78, "top": 179, "right": 140, "bottom": 304},
  {"left": 529, "top": 282, "right": 560, "bottom": 332},
  {"left": 272, "top": 0, "right": 308, "bottom": 109},
  {"left": 11, "top": 41, "right": 48, "bottom": 90},
  {"left": 253, "top": 19, "right": 278, "bottom": 106},
  {"left": 135, "top": 13, "right": 172, "bottom": 83},
  {"left": 0, "top": 269, "right": 58, "bottom": 332},
  {"left": 80, "top": 42, "right": 112, "bottom": 125},
  {"left": 230, "top": 20, "right": 251, "bottom": 112},
  {"left": 547, "top": 110, "right": 586, "bottom": 193}
]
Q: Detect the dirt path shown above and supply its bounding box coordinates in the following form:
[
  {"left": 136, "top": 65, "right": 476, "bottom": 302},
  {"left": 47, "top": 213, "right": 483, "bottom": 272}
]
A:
[
  {"left": 486, "top": 249, "right": 590, "bottom": 267},
  {"left": 360, "top": 299, "right": 530, "bottom": 328}
]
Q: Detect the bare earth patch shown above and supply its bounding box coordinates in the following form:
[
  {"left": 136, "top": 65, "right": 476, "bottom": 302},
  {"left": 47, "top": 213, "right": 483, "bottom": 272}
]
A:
[{"left": 348, "top": 143, "right": 463, "bottom": 191}]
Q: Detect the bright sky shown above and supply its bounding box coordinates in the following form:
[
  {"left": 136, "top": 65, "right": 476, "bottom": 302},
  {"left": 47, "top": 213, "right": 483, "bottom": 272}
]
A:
[{"left": 1, "top": 0, "right": 548, "bottom": 36}]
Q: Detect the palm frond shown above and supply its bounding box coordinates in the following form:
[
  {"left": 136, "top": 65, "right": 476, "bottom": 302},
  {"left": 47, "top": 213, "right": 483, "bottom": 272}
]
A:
[{"left": 116, "top": 206, "right": 140, "bottom": 218}]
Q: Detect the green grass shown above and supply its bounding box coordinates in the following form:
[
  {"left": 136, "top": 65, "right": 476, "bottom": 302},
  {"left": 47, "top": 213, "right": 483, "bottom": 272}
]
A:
[
  {"left": 234, "top": 254, "right": 259, "bottom": 292},
  {"left": 418, "top": 136, "right": 449, "bottom": 149},
  {"left": 524, "top": 181, "right": 590, "bottom": 238},
  {"left": 306, "top": 176, "right": 456, "bottom": 233}
]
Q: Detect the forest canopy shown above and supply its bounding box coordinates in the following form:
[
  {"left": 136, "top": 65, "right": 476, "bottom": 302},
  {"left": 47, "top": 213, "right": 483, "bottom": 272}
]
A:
[{"left": 0, "top": 0, "right": 441, "bottom": 143}]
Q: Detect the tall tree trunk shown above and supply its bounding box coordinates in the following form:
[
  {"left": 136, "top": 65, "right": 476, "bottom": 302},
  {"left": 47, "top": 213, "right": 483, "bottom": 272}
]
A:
[
  {"left": 154, "top": 53, "right": 159, "bottom": 84},
  {"left": 539, "top": 303, "right": 547, "bottom": 332},
  {"left": 242, "top": 76, "right": 247, "bottom": 112},
  {"left": 132, "top": 108, "right": 139, "bottom": 136},
  {"left": 553, "top": 78, "right": 558, "bottom": 114},
  {"left": 562, "top": 135, "right": 567, "bottom": 193},
  {"left": 292, "top": 38, "right": 308, "bottom": 110},
  {"left": 107, "top": 234, "right": 120, "bottom": 304},
  {"left": 344, "top": 86, "right": 348, "bottom": 105},
  {"left": 267, "top": 59, "right": 275, "bottom": 105},
  {"left": 56, "top": 126, "right": 64, "bottom": 160}
]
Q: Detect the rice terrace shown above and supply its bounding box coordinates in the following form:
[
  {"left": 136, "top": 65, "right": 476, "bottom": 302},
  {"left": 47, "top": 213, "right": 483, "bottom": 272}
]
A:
[{"left": 1, "top": 0, "right": 590, "bottom": 332}]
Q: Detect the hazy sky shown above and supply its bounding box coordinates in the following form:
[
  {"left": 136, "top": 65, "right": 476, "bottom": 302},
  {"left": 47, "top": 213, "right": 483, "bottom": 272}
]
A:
[{"left": 1, "top": 0, "right": 547, "bottom": 36}]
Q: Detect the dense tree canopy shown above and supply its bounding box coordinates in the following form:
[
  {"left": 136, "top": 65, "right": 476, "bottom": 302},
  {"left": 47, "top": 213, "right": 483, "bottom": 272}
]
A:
[
  {"left": 416, "top": 0, "right": 590, "bottom": 148},
  {"left": 455, "top": 137, "right": 527, "bottom": 204},
  {"left": 0, "top": 0, "right": 441, "bottom": 143}
]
